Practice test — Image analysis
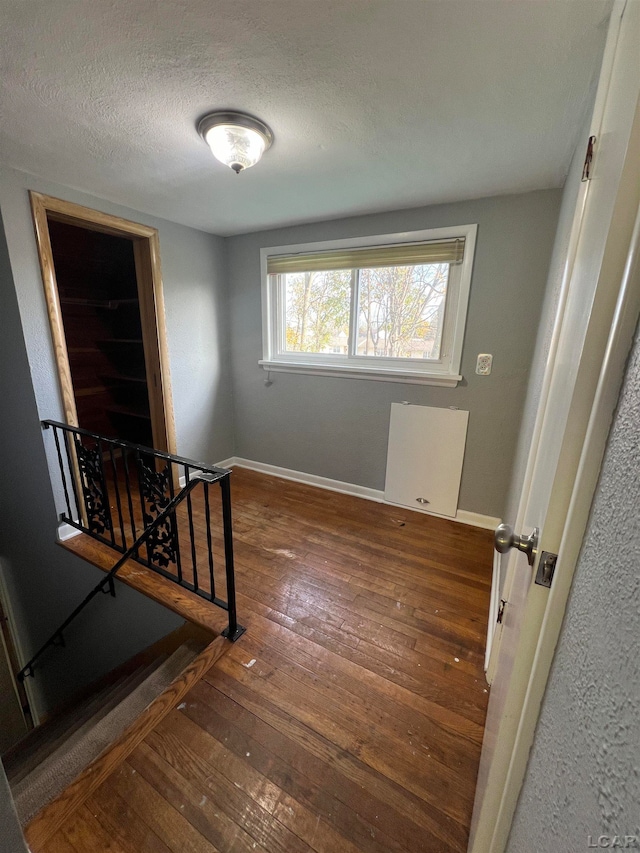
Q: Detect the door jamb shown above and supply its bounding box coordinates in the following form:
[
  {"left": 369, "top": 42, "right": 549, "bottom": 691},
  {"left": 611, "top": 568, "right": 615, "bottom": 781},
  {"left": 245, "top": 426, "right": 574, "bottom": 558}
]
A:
[
  {"left": 485, "top": 0, "right": 627, "bottom": 683},
  {"left": 473, "top": 2, "right": 640, "bottom": 842},
  {"left": 491, "top": 195, "right": 640, "bottom": 853},
  {"left": 29, "top": 192, "right": 177, "bottom": 456},
  {"left": 478, "top": 89, "right": 640, "bottom": 850}
]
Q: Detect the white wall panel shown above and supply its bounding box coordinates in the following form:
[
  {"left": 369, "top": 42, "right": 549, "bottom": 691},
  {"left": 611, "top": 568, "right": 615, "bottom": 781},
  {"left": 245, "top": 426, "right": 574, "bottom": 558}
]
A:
[{"left": 384, "top": 403, "right": 469, "bottom": 518}]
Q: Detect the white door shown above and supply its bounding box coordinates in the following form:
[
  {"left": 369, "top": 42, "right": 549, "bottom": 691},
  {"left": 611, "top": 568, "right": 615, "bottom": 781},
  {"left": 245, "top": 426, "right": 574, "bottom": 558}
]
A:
[{"left": 470, "top": 2, "right": 640, "bottom": 850}]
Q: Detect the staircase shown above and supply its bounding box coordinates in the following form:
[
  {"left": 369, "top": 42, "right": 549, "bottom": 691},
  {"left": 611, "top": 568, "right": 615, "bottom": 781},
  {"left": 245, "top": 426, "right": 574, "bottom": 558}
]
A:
[
  {"left": 4, "top": 633, "right": 206, "bottom": 827},
  {"left": 1, "top": 422, "right": 246, "bottom": 850}
]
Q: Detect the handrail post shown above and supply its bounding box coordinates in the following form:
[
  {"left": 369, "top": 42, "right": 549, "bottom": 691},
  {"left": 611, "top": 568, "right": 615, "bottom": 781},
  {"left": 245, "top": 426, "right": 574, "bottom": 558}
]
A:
[{"left": 220, "top": 474, "right": 245, "bottom": 642}]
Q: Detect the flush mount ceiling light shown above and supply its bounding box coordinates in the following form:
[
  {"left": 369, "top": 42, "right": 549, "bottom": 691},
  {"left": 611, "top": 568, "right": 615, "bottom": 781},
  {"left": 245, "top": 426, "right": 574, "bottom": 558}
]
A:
[{"left": 197, "top": 110, "right": 274, "bottom": 174}]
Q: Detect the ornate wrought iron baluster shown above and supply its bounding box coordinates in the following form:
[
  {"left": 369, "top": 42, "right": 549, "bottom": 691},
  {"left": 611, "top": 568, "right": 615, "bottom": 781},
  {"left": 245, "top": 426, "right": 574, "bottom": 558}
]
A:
[
  {"left": 166, "top": 462, "right": 183, "bottom": 583},
  {"left": 138, "top": 453, "right": 179, "bottom": 572},
  {"left": 184, "top": 465, "right": 198, "bottom": 592},
  {"left": 73, "top": 435, "right": 111, "bottom": 539}
]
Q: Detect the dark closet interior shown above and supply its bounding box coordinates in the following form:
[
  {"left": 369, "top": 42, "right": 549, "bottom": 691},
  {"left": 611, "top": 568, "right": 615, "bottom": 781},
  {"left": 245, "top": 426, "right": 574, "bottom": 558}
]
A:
[{"left": 49, "top": 218, "right": 154, "bottom": 447}]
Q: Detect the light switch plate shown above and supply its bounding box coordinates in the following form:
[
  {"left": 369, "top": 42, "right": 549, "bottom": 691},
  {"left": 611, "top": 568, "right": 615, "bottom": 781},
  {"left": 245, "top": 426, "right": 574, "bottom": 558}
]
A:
[{"left": 476, "top": 353, "right": 493, "bottom": 375}]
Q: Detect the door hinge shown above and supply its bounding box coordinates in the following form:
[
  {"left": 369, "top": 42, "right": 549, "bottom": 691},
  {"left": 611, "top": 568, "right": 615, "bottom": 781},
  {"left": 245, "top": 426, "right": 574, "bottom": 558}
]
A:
[
  {"left": 582, "top": 135, "right": 596, "bottom": 181},
  {"left": 497, "top": 599, "right": 507, "bottom": 624},
  {"left": 535, "top": 551, "right": 557, "bottom": 588}
]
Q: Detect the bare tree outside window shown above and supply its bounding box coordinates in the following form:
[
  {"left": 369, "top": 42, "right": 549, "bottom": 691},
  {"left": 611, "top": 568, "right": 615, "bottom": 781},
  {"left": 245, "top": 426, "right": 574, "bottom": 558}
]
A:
[
  {"left": 284, "top": 269, "right": 351, "bottom": 353},
  {"left": 281, "top": 262, "right": 449, "bottom": 359},
  {"left": 357, "top": 263, "right": 449, "bottom": 360}
]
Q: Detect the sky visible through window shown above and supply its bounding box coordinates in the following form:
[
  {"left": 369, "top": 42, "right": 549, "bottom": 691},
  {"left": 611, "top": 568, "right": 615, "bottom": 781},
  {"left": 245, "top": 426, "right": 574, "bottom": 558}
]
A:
[{"left": 282, "top": 262, "right": 449, "bottom": 360}]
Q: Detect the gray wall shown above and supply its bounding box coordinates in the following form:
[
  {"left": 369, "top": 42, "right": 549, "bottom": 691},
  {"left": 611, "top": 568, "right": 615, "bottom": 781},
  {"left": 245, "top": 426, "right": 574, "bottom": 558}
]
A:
[
  {"left": 226, "top": 190, "right": 561, "bottom": 518},
  {"left": 506, "top": 318, "right": 640, "bottom": 851},
  {"left": 0, "top": 209, "right": 182, "bottom": 720},
  {"left": 0, "top": 166, "right": 234, "bottom": 467}
]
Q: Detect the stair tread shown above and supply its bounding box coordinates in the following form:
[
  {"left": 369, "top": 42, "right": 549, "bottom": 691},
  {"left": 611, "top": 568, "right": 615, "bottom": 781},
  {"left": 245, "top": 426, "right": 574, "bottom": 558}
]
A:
[
  {"left": 4, "top": 673, "right": 129, "bottom": 782},
  {"left": 12, "top": 644, "right": 199, "bottom": 825},
  {"left": 24, "top": 634, "right": 229, "bottom": 852},
  {"left": 6, "top": 658, "right": 165, "bottom": 786},
  {"left": 12, "top": 659, "right": 164, "bottom": 788}
]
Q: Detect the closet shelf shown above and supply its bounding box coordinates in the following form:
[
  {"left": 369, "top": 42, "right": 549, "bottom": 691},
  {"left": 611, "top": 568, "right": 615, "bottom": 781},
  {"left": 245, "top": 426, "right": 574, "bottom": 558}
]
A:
[
  {"left": 101, "top": 373, "right": 148, "bottom": 385},
  {"left": 75, "top": 385, "right": 111, "bottom": 398},
  {"left": 59, "top": 297, "right": 139, "bottom": 309},
  {"left": 97, "top": 338, "right": 144, "bottom": 345},
  {"left": 106, "top": 406, "right": 151, "bottom": 421}
]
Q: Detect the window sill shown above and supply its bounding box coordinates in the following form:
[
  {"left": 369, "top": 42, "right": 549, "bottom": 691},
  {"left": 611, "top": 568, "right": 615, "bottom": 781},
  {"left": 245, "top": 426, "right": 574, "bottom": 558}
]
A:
[{"left": 258, "top": 360, "right": 462, "bottom": 387}]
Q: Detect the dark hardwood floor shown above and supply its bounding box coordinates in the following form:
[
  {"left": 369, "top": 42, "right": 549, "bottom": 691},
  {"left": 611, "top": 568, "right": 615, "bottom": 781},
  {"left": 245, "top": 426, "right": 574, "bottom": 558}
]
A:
[{"left": 42, "top": 467, "right": 493, "bottom": 853}]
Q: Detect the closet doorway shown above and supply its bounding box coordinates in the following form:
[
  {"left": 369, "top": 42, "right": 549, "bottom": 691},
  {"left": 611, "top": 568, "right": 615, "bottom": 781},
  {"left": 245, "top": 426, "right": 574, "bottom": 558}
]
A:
[{"left": 30, "top": 193, "right": 176, "bottom": 454}]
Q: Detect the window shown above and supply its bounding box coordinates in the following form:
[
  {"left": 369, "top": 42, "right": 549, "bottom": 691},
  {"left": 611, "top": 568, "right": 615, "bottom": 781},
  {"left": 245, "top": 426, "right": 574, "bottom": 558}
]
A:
[{"left": 260, "top": 225, "right": 476, "bottom": 386}]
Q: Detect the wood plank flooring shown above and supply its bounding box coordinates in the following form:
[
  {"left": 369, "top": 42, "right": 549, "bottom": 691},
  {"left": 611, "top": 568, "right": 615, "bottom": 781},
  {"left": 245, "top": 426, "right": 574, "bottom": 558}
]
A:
[{"left": 42, "top": 468, "right": 493, "bottom": 853}]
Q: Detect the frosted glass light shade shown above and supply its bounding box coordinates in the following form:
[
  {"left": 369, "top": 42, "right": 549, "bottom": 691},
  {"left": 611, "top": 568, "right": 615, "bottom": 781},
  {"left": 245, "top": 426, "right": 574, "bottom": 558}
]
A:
[
  {"left": 204, "top": 124, "right": 266, "bottom": 172},
  {"left": 198, "top": 111, "right": 273, "bottom": 174}
]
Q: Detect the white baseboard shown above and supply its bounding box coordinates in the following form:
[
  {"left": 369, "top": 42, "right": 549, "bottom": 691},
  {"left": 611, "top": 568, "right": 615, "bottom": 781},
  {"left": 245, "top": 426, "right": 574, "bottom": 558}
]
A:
[
  {"left": 220, "top": 456, "right": 384, "bottom": 502},
  {"left": 56, "top": 522, "right": 82, "bottom": 542},
  {"left": 215, "top": 457, "right": 236, "bottom": 470},
  {"left": 485, "top": 549, "right": 502, "bottom": 673},
  {"left": 454, "top": 509, "right": 501, "bottom": 531},
  {"left": 215, "top": 456, "right": 500, "bottom": 531}
]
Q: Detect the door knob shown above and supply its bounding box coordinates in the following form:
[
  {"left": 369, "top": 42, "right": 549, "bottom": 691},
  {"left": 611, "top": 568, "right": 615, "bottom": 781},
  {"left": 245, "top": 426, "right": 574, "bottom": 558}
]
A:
[{"left": 494, "top": 523, "right": 539, "bottom": 566}]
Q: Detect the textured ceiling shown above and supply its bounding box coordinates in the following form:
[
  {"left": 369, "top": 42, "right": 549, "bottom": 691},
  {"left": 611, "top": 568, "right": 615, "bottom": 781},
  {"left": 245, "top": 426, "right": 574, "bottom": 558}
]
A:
[{"left": 0, "top": 0, "right": 611, "bottom": 235}]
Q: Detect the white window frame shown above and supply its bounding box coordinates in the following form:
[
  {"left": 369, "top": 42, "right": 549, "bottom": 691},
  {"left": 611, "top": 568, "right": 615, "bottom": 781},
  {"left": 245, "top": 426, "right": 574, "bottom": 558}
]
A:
[{"left": 259, "top": 224, "right": 477, "bottom": 387}]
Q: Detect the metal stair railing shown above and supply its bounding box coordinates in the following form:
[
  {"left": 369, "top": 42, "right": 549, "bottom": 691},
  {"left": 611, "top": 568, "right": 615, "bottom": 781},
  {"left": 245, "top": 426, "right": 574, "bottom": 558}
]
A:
[{"left": 18, "top": 469, "right": 244, "bottom": 682}]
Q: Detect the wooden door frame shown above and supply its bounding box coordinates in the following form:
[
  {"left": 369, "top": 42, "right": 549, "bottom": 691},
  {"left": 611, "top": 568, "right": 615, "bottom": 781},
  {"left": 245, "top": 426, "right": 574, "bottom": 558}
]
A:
[{"left": 29, "top": 192, "right": 177, "bottom": 456}]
